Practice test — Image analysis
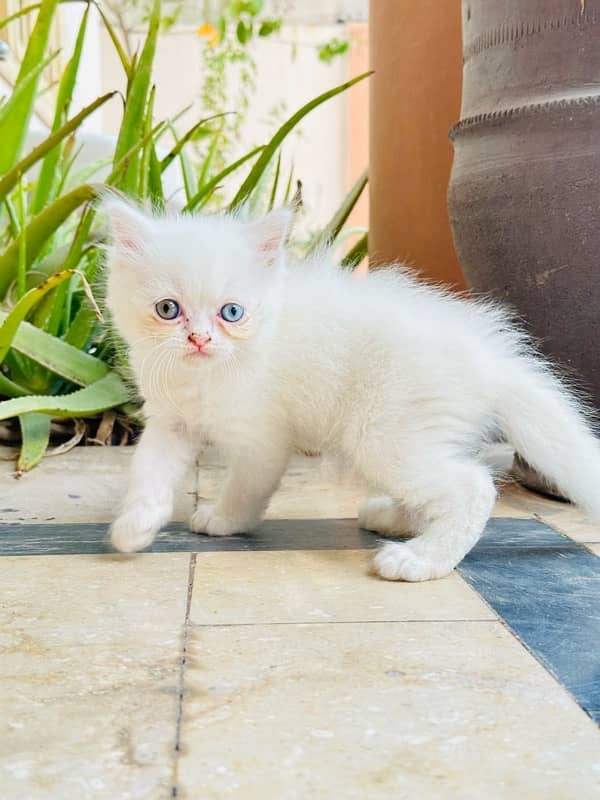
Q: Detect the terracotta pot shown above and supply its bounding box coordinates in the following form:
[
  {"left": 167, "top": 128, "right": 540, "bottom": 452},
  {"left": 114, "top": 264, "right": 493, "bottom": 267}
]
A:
[{"left": 448, "top": 1, "right": 600, "bottom": 420}]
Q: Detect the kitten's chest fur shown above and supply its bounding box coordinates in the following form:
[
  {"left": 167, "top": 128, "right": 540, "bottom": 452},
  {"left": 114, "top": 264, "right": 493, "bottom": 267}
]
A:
[
  {"left": 166, "top": 367, "right": 275, "bottom": 449},
  {"left": 150, "top": 358, "right": 334, "bottom": 456}
]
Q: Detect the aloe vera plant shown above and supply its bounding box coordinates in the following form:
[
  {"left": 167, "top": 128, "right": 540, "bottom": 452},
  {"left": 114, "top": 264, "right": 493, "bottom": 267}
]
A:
[{"left": 0, "top": 0, "right": 369, "bottom": 470}]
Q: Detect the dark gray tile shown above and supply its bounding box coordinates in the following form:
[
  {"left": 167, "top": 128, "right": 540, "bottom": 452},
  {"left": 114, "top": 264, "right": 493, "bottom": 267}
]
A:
[
  {"left": 0, "top": 515, "right": 574, "bottom": 557},
  {"left": 0, "top": 518, "right": 376, "bottom": 556},
  {"left": 459, "top": 520, "right": 600, "bottom": 724}
]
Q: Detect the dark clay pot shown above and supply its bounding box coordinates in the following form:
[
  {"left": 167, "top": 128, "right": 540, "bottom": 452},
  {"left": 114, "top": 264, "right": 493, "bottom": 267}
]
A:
[{"left": 448, "top": 1, "right": 600, "bottom": 418}]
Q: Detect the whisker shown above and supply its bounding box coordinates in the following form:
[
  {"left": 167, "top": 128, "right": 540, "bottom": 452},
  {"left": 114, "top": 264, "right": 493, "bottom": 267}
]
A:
[
  {"left": 138, "top": 339, "right": 173, "bottom": 399},
  {"left": 162, "top": 351, "right": 186, "bottom": 417}
]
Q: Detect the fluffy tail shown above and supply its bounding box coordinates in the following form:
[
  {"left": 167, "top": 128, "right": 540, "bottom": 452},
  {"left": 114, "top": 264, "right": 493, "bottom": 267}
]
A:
[{"left": 497, "top": 362, "right": 600, "bottom": 518}]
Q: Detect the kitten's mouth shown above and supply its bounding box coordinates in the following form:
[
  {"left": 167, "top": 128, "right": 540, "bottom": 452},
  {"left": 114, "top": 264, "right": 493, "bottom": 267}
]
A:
[{"left": 185, "top": 348, "right": 211, "bottom": 359}]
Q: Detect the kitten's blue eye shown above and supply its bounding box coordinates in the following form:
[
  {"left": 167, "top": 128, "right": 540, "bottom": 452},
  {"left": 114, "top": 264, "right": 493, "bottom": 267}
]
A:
[
  {"left": 155, "top": 299, "right": 181, "bottom": 320},
  {"left": 220, "top": 303, "right": 244, "bottom": 323}
]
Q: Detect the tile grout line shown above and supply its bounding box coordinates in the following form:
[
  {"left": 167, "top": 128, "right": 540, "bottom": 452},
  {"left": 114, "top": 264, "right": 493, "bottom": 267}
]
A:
[
  {"left": 583, "top": 543, "right": 600, "bottom": 555},
  {"left": 454, "top": 570, "right": 502, "bottom": 621},
  {"left": 170, "top": 552, "right": 197, "bottom": 799},
  {"left": 171, "top": 466, "right": 200, "bottom": 795},
  {"left": 187, "top": 618, "right": 497, "bottom": 628},
  {"left": 487, "top": 609, "right": 599, "bottom": 728},
  {"left": 532, "top": 510, "right": 600, "bottom": 546},
  {"left": 458, "top": 537, "right": 600, "bottom": 724}
]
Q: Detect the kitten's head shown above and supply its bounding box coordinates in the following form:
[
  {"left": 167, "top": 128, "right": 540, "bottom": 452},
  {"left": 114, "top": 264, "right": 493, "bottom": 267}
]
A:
[{"left": 102, "top": 197, "right": 292, "bottom": 375}]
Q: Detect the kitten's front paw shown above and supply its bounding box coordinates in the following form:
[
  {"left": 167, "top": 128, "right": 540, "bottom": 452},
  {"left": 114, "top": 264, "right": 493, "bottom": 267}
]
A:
[
  {"left": 111, "top": 505, "right": 165, "bottom": 553},
  {"left": 190, "top": 504, "right": 249, "bottom": 537},
  {"left": 373, "top": 542, "right": 453, "bottom": 582}
]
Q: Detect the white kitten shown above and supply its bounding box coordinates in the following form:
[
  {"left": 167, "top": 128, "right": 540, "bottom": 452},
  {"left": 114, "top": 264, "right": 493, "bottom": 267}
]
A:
[{"left": 103, "top": 198, "right": 600, "bottom": 581}]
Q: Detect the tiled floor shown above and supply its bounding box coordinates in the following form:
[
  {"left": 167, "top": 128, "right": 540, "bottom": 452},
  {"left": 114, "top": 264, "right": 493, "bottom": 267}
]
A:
[{"left": 0, "top": 448, "right": 599, "bottom": 799}]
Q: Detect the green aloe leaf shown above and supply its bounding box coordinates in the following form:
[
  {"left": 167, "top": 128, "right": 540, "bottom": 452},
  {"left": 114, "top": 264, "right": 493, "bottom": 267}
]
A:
[
  {"left": 308, "top": 167, "right": 368, "bottom": 254},
  {"left": 0, "top": 0, "right": 84, "bottom": 31},
  {"left": 64, "top": 303, "right": 99, "bottom": 350},
  {"left": 268, "top": 151, "right": 282, "bottom": 212},
  {"left": 0, "top": 2, "right": 43, "bottom": 29},
  {"left": 0, "top": 372, "right": 28, "bottom": 398},
  {"left": 230, "top": 71, "right": 372, "bottom": 211},
  {"left": 283, "top": 162, "right": 295, "bottom": 203},
  {"left": 112, "top": 0, "right": 161, "bottom": 192},
  {"left": 138, "top": 85, "right": 157, "bottom": 199},
  {"left": 341, "top": 232, "right": 368, "bottom": 270},
  {"left": 0, "top": 50, "right": 60, "bottom": 174},
  {"left": 29, "top": 243, "right": 71, "bottom": 285},
  {"left": 54, "top": 5, "right": 90, "bottom": 120},
  {"left": 183, "top": 145, "right": 264, "bottom": 211},
  {"left": 0, "top": 93, "right": 115, "bottom": 204},
  {"left": 31, "top": 4, "right": 96, "bottom": 213},
  {"left": 0, "top": 270, "right": 82, "bottom": 364},
  {"left": 178, "top": 149, "right": 196, "bottom": 206},
  {"left": 0, "top": 373, "right": 130, "bottom": 421},
  {"left": 0, "top": 311, "right": 109, "bottom": 386},
  {"left": 0, "top": 0, "right": 59, "bottom": 173},
  {"left": 95, "top": 3, "right": 131, "bottom": 77},
  {"left": 108, "top": 122, "right": 166, "bottom": 186},
  {"left": 148, "top": 144, "right": 165, "bottom": 208},
  {"left": 197, "top": 127, "right": 223, "bottom": 192},
  {"left": 15, "top": 176, "right": 27, "bottom": 299},
  {"left": 17, "top": 412, "right": 51, "bottom": 472},
  {"left": 0, "top": 184, "right": 101, "bottom": 296},
  {"left": 31, "top": 209, "right": 97, "bottom": 338},
  {"left": 159, "top": 114, "right": 231, "bottom": 173}
]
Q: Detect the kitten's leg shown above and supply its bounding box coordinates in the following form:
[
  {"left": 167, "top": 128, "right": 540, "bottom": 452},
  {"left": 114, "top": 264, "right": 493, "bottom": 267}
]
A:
[
  {"left": 111, "top": 417, "right": 194, "bottom": 552},
  {"left": 372, "top": 458, "right": 496, "bottom": 582},
  {"left": 191, "top": 445, "right": 289, "bottom": 536},
  {"left": 358, "top": 496, "right": 421, "bottom": 538}
]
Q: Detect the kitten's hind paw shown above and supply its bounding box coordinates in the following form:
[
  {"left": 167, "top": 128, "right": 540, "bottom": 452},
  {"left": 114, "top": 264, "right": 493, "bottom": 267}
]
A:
[
  {"left": 190, "top": 504, "right": 248, "bottom": 537},
  {"left": 358, "top": 496, "right": 417, "bottom": 538},
  {"left": 373, "top": 542, "right": 453, "bottom": 582}
]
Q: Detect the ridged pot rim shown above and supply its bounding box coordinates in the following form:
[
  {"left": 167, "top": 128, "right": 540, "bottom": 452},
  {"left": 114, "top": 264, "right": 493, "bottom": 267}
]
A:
[
  {"left": 463, "top": 8, "right": 600, "bottom": 65},
  {"left": 449, "top": 93, "right": 600, "bottom": 141}
]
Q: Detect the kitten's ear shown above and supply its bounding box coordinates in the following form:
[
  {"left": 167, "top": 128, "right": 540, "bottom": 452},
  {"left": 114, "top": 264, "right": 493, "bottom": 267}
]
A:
[
  {"left": 100, "top": 195, "right": 154, "bottom": 258},
  {"left": 246, "top": 207, "right": 294, "bottom": 267}
]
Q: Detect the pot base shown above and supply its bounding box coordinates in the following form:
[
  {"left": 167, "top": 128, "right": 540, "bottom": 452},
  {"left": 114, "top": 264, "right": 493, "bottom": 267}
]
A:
[{"left": 511, "top": 455, "right": 569, "bottom": 504}]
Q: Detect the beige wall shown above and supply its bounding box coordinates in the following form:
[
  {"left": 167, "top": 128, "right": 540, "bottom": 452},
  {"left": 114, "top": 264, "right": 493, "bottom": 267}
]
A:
[
  {"left": 369, "top": 0, "right": 465, "bottom": 287},
  {"left": 344, "top": 20, "right": 369, "bottom": 270},
  {"left": 347, "top": 22, "right": 369, "bottom": 228}
]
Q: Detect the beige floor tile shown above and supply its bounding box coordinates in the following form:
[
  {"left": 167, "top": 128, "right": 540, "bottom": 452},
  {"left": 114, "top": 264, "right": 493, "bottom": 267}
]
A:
[
  {"left": 535, "top": 506, "right": 600, "bottom": 544},
  {"left": 0, "top": 446, "right": 195, "bottom": 524},
  {"left": 191, "top": 550, "right": 494, "bottom": 624},
  {"left": 177, "top": 621, "right": 600, "bottom": 800},
  {"left": 196, "top": 460, "right": 363, "bottom": 522},
  {"left": 492, "top": 482, "right": 532, "bottom": 518},
  {"left": 0, "top": 554, "right": 190, "bottom": 799},
  {"left": 199, "top": 458, "right": 540, "bottom": 523},
  {"left": 500, "top": 483, "right": 600, "bottom": 543},
  {"left": 0, "top": 448, "right": 363, "bottom": 525}
]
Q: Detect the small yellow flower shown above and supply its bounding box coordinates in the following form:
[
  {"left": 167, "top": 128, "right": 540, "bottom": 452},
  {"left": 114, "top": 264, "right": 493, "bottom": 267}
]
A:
[{"left": 196, "top": 22, "right": 221, "bottom": 47}]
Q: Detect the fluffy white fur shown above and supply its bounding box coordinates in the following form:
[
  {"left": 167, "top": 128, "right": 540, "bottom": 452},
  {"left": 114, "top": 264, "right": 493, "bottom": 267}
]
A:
[{"left": 103, "top": 198, "right": 600, "bottom": 581}]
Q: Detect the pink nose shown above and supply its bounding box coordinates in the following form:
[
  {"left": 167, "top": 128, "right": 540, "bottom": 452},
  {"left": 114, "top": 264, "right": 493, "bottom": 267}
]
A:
[{"left": 188, "top": 332, "right": 211, "bottom": 350}]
